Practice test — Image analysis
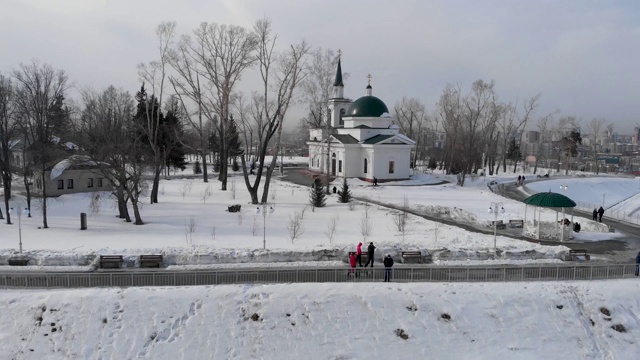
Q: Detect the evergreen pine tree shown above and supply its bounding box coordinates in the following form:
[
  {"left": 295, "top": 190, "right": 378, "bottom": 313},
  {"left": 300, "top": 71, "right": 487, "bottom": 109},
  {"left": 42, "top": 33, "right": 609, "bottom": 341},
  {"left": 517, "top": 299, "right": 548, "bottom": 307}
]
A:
[
  {"left": 337, "top": 177, "right": 352, "bottom": 203},
  {"left": 193, "top": 160, "right": 202, "bottom": 174},
  {"left": 162, "top": 100, "right": 187, "bottom": 171},
  {"left": 310, "top": 178, "right": 326, "bottom": 207}
]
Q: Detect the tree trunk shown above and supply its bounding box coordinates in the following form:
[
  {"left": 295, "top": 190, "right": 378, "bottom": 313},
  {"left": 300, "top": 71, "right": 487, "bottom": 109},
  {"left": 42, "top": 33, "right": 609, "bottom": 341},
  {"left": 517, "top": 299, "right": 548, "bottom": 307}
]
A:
[
  {"left": 22, "top": 173, "right": 31, "bottom": 218},
  {"left": 131, "top": 199, "right": 143, "bottom": 225},
  {"left": 2, "top": 174, "right": 10, "bottom": 223},
  {"left": 151, "top": 165, "right": 161, "bottom": 204},
  {"left": 115, "top": 186, "right": 130, "bottom": 221},
  {"left": 40, "top": 167, "right": 48, "bottom": 228},
  {"left": 240, "top": 154, "right": 259, "bottom": 204}
]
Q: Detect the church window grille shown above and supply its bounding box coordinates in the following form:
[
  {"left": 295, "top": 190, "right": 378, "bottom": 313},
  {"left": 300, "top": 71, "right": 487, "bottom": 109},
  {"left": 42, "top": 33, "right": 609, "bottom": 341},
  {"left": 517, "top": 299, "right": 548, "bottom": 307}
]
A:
[
  {"left": 388, "top": 161, "right": 395, "bottom": 174},
  {"left": 364, "top": 159, "right": 368, "bottom": 174}
]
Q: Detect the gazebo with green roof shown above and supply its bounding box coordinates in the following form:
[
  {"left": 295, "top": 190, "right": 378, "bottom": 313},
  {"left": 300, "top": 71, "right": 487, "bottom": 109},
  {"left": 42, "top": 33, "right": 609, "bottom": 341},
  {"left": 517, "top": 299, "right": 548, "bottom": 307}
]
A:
[{"left": 522, "top": 192, "right": 576, "bottom": 241}]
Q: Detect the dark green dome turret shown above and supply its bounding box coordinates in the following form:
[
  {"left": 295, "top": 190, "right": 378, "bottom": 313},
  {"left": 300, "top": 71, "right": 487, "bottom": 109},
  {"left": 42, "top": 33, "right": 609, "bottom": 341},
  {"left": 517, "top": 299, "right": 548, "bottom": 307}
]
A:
[{"left": 346, "top": 95, "right": 389, "bottom": 118}]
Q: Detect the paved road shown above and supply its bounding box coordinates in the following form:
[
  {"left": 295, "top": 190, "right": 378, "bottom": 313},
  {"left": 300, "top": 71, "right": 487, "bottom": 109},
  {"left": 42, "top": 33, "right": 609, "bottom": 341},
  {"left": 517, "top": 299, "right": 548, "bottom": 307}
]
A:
[{"left": 1, "top": 263, "right": 637, "bottom": 288}]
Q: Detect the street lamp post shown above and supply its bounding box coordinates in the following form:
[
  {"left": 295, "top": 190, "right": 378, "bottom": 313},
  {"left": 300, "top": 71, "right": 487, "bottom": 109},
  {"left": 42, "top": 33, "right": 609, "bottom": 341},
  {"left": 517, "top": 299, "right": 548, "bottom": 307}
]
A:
[
  {"left": 255, "top": 204, "right": 274, "bottom": 250},
  {"left": 9, "top": 203, "right": 29, "bottom": 254},
  {"left": 488, "top": 202, "right": 505, "bottom": 249}
]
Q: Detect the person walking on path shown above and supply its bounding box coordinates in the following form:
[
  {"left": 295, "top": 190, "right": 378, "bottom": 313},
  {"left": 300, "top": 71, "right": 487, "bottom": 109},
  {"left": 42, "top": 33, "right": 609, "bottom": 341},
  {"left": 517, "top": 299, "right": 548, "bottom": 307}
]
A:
[
  {"left": 373, "top": 177, "right": 378, "bottom": 186},
  {"left": 635, "top": 251, "right": 640, "bottom": 277},
  {"left": 348, "top": 252, "right": 358, "bottom": 277},
  {"left": 592, "top": 208, "right": 598, "bottom": 221},
  {"left": 598, "top": 206, "right": 605, "bottom": 222},
  {"left": 364, "top": 242, "right": 376, "bottom": 267},
  {"left": 517, "top": 175, "right": 521, "bottom": 186},
  {"left": 356, "top": 242, "right": 363, "bottom": 267},
  {"left": 383, "top": 254, "right": 394, "bottom": 282}
]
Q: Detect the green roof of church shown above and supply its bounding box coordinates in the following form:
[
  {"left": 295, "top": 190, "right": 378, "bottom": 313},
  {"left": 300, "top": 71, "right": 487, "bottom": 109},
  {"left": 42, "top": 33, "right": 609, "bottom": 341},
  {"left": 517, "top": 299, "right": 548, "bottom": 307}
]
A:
[
  {"left": 363, "top": 134, "right": 393, "bottom": 144},
  {"left": 346, "top": 95, "right": 389, "bottom": 117}
]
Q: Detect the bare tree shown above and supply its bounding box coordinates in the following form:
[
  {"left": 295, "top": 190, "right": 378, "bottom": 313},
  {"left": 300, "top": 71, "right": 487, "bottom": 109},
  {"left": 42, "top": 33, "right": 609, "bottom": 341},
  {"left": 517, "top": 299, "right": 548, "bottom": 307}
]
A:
[
  {"left": 324, "top": 214, "right": 339, "bottom": 244},
  {"left": 78, "top": 86, "right": 145, "bottom": 224},
  {"left": 185, "top": 22, "right": 257, "bottom": 191},
  {"left": 137, "top": 21, "right": 176, "bottom": 204},
  {"left": 287, "top": 211, "right": 305, "bottom": 243},
  {"left": 168, "top": 32, "right": 213, "bottom": 184},
  {"left": 532, "top": 112, "right": 554, "bottom": 174},
  {"left": 299, "top": 48, "right": 338, "bottom": 129},
  {"left": 394, "top": 97, "right": 428, "bottom": 167},
  {"left": 0, "top": 74, "right": 17, "bottom": 223},
  {"left": 12, "top": 61, "right": 71, "bottom": 228},
  {"left": 237, "top": 18, "right": 309, "bottom": 204},
  {"left": 586, "top": 118, "right": 606, "bottom": 174}
]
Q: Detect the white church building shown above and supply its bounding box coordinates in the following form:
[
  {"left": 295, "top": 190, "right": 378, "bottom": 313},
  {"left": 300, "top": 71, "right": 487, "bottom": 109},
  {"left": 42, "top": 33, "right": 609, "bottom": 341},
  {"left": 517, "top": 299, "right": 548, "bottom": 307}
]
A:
[{"left": 307, "top": 58, "right": 415, "bottom": 183}]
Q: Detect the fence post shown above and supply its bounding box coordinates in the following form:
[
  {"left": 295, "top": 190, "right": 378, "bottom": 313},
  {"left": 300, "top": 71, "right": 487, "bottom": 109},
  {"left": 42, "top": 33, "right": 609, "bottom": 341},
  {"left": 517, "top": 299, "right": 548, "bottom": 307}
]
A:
[
  {"left": 573, "top": 266, "right": 576, "bottom": 280},
  {"left": 110, "top": 273, "right": 113, "bottom": 287},
  {"left": 316, "top": 268, "right": 318, "bottom": 282},
  {"left": 503, "top": 267, "right": 506, "bottom": 282},
  {"left": 538, "top": 266, "right": 542, "bottom": 281},
  {"left": 131, "top": 272, "right": 134, "bottom": 287},
  {"left": 590, "top": 266, "right": 594, "bottom": 280}
]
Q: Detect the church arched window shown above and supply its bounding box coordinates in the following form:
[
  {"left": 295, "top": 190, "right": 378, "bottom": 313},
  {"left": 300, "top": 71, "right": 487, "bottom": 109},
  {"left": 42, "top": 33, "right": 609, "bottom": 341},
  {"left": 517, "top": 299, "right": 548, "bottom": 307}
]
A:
[
  {"left": 339, "top": 108, "right": 345, "bottom": 126},
  {"left": 364, "top": 158, "right": 368, "bottom": 174}
]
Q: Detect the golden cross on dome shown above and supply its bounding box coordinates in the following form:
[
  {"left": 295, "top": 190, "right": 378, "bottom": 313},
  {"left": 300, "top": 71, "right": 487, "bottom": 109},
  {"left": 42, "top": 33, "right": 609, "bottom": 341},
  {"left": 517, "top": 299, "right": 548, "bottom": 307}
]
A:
[
  {"left": 337, "top": 49, "right": 342, "bottom": 58},
  {"left": 367, "top": 73, "right": 372, "bottom": 85}
]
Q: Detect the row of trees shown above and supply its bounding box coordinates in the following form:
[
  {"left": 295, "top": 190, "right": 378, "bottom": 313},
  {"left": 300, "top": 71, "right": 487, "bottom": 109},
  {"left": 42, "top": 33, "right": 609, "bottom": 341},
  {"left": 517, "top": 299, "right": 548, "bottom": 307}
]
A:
[
  {"left": 393, "top": 80, "right": 608, "bottom": 185},
  {"left": 0, "top": 18, "right": 314, "bottom": 227}
]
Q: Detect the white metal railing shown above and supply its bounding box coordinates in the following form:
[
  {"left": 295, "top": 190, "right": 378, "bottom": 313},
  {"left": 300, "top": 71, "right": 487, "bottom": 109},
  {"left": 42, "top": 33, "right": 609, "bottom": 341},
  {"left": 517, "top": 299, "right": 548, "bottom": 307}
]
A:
[
  {"left": 574, "top": 200, "right": 640, "bottom": 226},
  {"left": 0, "top": 264, "right": 637, "bottom": 288}
]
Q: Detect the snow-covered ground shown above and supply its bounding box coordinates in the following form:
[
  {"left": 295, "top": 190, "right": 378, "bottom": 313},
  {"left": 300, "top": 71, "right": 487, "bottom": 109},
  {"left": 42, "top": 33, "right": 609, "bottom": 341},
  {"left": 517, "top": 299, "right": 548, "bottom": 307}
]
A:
[
  {"left": 1, "top": 280, "right": 639, "bottom": 359},
  {"left": 2, "top": 159, "right": 639, "bottom": 269},
  {"left": 3, "top": 162, "right": 640, "bottom": 358}
]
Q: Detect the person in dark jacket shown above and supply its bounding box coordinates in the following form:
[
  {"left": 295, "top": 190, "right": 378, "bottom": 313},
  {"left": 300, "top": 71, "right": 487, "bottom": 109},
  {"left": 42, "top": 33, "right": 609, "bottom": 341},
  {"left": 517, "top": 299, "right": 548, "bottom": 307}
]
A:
[
  {"left": 635, "top": 252, "right": 640, "bottom": 277},
  {"left": 592, "top": 209, "right": 598, "bottom": 221},
  {"left": 598, "top": 206, "right": 605, "bottom": 222},
  {"left": 364, "top": 242, "right": 376, "bottom": 267},
  {"left": 383, "top": 254, "right": 394, "bottom": 282}
]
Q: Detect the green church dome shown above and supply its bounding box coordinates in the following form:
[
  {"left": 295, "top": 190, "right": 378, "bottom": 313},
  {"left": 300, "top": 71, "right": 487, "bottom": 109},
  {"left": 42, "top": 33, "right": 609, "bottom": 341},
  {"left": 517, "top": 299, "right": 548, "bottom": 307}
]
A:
[{"left": 346, "top": 96, "right": 389, "bottom": 117}]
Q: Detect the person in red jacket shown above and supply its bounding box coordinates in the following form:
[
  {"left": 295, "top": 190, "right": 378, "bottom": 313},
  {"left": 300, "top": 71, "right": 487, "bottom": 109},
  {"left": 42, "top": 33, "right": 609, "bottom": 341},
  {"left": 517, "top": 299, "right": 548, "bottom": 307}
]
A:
[
  {"left": 356, "top": 242, "right": 363, "bottom": 267},
  {"left": 348, "top": 252, "right": 358, "bottom": 277}
]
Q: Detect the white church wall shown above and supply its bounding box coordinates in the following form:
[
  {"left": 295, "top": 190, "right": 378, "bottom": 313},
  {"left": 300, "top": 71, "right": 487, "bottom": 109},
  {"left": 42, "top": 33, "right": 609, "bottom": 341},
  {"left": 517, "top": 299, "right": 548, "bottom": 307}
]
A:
[
  {"left": 309, "top": 129, "right": 323, "bottom": 141},
  {"left": 343, "top": 117, "right": 392, "bottom": 129}
]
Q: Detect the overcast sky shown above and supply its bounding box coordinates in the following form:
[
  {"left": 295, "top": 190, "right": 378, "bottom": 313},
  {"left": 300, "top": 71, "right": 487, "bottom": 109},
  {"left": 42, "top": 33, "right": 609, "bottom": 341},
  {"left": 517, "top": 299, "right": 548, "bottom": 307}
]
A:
[{"left": 2, "top": 0, "right": 639, "bottom": 133}]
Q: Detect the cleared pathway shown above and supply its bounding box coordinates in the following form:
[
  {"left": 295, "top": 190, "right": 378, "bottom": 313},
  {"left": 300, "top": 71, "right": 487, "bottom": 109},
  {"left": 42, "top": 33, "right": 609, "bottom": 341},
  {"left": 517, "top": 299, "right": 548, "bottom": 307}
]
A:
[{"left": 1, "top": 263, "right": 637, "bottom": 289}]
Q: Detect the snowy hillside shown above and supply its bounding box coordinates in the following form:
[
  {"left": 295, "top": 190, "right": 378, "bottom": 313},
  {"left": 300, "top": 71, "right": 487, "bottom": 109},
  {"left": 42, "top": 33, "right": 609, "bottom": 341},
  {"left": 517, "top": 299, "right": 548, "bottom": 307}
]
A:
[{"left": 1, "top": 281, "right": 639, "bottom": 359}]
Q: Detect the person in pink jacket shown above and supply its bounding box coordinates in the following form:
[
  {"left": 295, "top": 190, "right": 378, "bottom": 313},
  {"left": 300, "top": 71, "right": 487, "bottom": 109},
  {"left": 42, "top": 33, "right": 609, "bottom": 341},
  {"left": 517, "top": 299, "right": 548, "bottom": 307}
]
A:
[
  {"left": 356, "top": 242, "right": 363, "bottom": 267},
  {"left": 348, "top": 252, "right": 358, "bottom": 277}
]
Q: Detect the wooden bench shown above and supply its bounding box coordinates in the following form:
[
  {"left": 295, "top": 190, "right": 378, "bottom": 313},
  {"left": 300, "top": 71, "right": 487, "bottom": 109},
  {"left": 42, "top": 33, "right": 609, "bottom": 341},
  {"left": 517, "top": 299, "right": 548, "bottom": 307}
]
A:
[
  {"left": 228, "top": 204, "right": 241, "bottom": 213},
  {"left": 401, "top": 251, "right": 423, "bottom": 264},
  {"left": 140, "top": 255, "right": 164, "bottom": 268},
  {"left": 490, "top": 220, "right": 506, "bottom": 230},
  {"left": 509, "top": 219, "right": 524, "bottom": 228},
  {"left": 99, "top": 255, "right": 124, "bottom": 269},
  {"left": 568, "top": 249, "right": 590, "bottom": 261},
  {"left": 8, "top": 257, "right": 30, "bottom": 266}
]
